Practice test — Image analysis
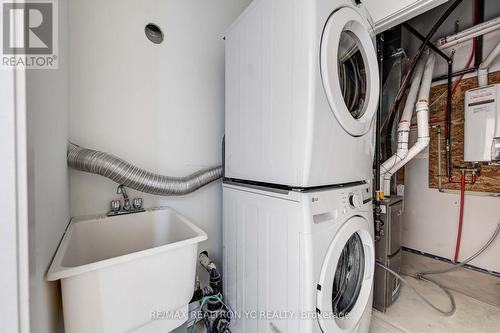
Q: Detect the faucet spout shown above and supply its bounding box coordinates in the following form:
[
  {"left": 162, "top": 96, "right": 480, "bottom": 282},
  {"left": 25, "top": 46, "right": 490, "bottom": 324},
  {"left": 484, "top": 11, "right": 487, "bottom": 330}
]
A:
[
  {"left": 107, "top": 185, "right": 144, "bottom": 217},
  {"left": 117, "top": 185, "right": 131, "bottom": 210}
]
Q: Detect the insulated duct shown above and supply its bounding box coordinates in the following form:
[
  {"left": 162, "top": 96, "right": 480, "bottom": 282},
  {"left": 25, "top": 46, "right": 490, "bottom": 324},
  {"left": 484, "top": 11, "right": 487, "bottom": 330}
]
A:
[{"left": 67, "top": 143, "right": 222, "bottom": 196}]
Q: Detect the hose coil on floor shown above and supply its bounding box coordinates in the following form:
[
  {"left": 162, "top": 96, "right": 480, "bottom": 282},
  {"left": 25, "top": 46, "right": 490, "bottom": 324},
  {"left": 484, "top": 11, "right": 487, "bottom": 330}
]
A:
[{"left": 377, "top": 223, "right": 500, "bottom": 316}]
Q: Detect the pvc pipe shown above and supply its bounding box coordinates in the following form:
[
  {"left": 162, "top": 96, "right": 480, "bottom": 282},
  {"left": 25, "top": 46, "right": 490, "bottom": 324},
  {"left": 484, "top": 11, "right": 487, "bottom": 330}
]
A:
[
  {"left": 380, "top": 56, "right": 427, "bottom": 181},
  {"left": 383, "top": 103, "right": 431, "bottom": 195},
  {"left": 401, "top": 56, "right": 428, "bottom": 123},
  {"left": 418, "top": 52, "right": 436, "bottom": 103},
  {"left": 478, "top": 41, "right": 500, "bottom": 86},
  {"left": 383, "top": 53, "right": 436, "bottom": 196},
  {"left": 438, "top": 16, "right": 500, "bottom": 49},
  {"left": 480, "top": 41, "right": 500, "bottom": 69}
]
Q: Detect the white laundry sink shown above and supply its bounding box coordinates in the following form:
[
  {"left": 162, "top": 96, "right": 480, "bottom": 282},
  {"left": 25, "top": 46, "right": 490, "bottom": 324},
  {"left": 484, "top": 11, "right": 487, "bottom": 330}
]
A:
[{"left": 47, "top": 207, "right": 207, "bottom": 333}]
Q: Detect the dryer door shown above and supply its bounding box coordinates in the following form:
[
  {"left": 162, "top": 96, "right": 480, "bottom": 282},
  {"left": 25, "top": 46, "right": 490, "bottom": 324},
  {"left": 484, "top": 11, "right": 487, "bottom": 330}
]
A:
[
  {"left": 320, "top": 7, "right": 379, "bottom": 137},
  {"left": 316, "top": 216, "right": 374, "bottom": 332}
]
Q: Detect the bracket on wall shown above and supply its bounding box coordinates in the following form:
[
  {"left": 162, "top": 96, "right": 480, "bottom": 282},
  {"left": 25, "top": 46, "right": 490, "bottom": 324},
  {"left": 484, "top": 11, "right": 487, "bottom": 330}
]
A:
[{"left": 402, "top": 23, "right": 450, "bottom": 62}]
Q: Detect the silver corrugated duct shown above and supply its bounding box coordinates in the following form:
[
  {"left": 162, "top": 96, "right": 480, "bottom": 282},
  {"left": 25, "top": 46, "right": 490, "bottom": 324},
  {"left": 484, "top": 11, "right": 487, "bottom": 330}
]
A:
[{"left": 67, "top": 143, "right": 222, "bottom": 196}]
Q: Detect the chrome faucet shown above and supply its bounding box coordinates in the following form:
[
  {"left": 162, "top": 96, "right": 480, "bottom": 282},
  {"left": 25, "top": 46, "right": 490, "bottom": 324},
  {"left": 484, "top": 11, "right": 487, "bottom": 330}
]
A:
[
  {"left": 107, "top": 185, "right": 145, "bottom": 216},
  {"left": 117, "top": 185, "right": 131, "bottom": 211}
]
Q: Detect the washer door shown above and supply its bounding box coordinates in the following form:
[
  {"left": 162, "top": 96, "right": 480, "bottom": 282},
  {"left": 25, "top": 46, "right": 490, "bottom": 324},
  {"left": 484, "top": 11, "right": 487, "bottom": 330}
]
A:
[
  {"left": 316, "top": 216, "right": 374, "bottom": 332},
  {"left": 320, "top": 7, "right": 379, "bottom": 136}
]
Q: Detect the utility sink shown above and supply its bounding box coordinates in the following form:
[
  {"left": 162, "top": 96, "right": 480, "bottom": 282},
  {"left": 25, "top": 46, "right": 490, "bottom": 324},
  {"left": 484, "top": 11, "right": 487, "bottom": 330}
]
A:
[{"left": 47, "top": 207, "right": 207, "bottom": 333}]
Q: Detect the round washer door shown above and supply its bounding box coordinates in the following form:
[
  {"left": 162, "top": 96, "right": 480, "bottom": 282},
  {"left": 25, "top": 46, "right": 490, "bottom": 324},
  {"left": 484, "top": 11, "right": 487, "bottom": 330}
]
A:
[
  {"left": 316, "top": 216, "right": 374, "bottom": 332},
  {"left": 320, "top": 7, "right": 379, "bottom": 136}
]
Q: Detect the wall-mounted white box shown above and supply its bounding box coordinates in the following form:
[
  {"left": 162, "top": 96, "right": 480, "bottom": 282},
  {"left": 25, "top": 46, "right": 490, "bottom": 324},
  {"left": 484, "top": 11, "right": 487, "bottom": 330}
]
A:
[{"left": 464, "top": 84, "right": 500, "bottom": 162}]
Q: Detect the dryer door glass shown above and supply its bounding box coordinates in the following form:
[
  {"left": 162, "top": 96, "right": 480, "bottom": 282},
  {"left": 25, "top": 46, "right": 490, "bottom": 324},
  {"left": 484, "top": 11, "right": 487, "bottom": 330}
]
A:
[
  {"left": 331, "top": 232, "right": 365, "bottom": 316},
  {"left": 338, "top": 32, "right": 367, "bottom": 120},
  {"left": 320, "top": 7, "right": 380, "bottom": 136}
]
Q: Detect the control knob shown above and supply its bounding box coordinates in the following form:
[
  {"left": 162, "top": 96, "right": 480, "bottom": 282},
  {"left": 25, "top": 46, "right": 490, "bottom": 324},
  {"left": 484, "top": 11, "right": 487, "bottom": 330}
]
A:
[{"left": 348, "top": 193, "right": 361, "bottom": 208}]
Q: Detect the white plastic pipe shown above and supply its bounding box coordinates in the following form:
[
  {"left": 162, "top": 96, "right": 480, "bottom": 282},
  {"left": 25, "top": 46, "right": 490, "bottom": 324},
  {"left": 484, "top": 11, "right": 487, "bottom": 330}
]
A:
[
  {"left": 383, "top": 53, "right": 436, "bottom": 196},
  {"left": 478, "top": 41, "right": 500, "bottom": 87},
  {"left": 380, "top": 55, "right": 427, "bottom": 180},
  {"left": 438, "top": 17, "right": 500, "bottom": 49}
]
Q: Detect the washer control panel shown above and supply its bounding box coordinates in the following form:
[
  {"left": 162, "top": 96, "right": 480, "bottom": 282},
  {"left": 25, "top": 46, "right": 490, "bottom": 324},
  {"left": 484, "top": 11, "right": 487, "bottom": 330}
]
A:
[
  {"left": 339, "top": 185, "right": 372, "bottom": 216},
  {"left": 309, "top": 184, "right": 372, "bottom": 224},
  {"left": 344, "top": 186, "right": 371, "bottom": 211}
]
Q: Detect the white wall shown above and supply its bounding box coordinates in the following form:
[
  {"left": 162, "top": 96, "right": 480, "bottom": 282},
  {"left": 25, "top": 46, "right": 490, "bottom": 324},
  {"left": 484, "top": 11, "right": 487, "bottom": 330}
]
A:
[
  {"left": 68, "top": 0, "right": 251, "bottom": 271},
  {"left": 26, "top": 0, "right": 70, "bottom": 332},
  {"left": 0, "top": 59, "right": 29, "bottom": 333},
  {"left": 401, "top": 0, "right": 500, "bottom": 272}
]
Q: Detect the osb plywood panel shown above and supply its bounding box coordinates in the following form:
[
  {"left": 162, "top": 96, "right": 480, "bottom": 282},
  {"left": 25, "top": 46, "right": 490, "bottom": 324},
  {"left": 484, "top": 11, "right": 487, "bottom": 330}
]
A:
[{"left": 428, "top": 71, "right": 500, "bottom": 192}]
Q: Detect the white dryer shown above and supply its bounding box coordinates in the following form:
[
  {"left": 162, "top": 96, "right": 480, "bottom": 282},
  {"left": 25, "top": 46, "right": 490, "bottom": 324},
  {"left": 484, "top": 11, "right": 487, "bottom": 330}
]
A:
[
  {"left": 223, "top": 182, "right": 375, "bottom": 333},
  {"left": 224, "top": 0, "right": 379, "bottom": 187}
]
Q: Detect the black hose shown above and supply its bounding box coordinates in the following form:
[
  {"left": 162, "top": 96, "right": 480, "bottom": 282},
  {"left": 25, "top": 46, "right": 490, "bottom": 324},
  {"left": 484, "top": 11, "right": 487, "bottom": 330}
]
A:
[
  {"left": 382, "top": 0, "right": 464, "bottom": 159},
  {"left": 375, "top": 34, "right": 384, "bottom": 239},
  {"left": 199, "top": 251, "right": 222, "bottom": 295}
]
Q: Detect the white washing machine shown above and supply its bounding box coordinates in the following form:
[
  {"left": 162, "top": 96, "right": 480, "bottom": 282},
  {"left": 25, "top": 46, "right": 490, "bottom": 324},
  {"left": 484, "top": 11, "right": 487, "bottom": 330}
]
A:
[
  {"left": 223, "top": 182, "right": 375, "bottom": 333},
  {"left": 224, "top": 0, "right": 379, "bottom": 187}
]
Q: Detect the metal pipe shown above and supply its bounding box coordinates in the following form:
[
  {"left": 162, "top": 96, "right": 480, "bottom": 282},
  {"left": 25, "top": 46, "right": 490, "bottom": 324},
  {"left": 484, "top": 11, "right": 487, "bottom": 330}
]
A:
[
  {"left": 474, "top": 0, "right": 485, "bottom": 68},
  {"left": 402, "top": 23, "right": 451, "bottom": 62},
  {"left": 432, "top": 66, "right": 478, "bottom": 82},
  {"left": 444, "top": 59, "right": 454, "bottom": 179},
  {"left": 437, "top": 125, "right": 443, "bottom": 191},
  {"left": 67, "top": 143, "right": 222, "bottom": 196}
]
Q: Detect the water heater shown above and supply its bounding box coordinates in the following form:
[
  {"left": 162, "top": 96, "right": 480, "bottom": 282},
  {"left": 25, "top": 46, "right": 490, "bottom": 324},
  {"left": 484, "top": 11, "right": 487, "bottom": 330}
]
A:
[{"left": 464, "top": 84, "right": 500, "bottom": 162}]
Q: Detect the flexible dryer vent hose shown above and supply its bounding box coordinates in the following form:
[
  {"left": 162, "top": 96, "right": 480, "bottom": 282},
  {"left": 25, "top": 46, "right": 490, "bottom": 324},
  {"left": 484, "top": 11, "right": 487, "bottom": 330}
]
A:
[{"left": 67, "top": 143, "right": 222, "bottom": 196}]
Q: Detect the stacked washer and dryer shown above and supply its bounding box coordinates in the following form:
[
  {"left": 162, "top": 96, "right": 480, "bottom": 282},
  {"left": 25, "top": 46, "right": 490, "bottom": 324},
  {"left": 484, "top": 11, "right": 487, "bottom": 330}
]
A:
[{"left": 223, "top": 0, "right": 380, "bottom": 332}]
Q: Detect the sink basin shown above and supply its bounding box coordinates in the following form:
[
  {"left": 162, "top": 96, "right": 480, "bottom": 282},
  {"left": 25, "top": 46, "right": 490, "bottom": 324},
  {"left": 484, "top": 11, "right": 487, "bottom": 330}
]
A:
[{"left": 47, "top": 207, "right": 207, "bottom": 333}]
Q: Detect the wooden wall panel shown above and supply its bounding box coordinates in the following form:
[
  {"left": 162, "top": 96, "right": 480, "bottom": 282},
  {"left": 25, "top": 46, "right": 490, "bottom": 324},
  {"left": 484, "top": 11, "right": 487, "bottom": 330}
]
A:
[{"left": 427, "top": 71, "right": 500, "bottom": 192}]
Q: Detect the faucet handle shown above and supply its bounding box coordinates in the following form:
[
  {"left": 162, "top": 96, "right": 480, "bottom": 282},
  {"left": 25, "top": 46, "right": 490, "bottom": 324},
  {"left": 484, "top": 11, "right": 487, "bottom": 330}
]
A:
[
  {"left": 133, "top": 197, "right": 143, "bottom": 209},
  {"left": 110, "top": 200, "right": 121, "bottom": 212},
  {"left": 123, "top": 200, "right": 131, "bottom": 211}
]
